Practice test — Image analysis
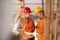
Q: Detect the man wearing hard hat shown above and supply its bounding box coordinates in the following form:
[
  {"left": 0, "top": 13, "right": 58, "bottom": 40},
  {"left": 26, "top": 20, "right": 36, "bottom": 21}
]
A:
[
  {"left": 13, "top": 0, "right": 35, "bottom": 40},
  {"left": 35, "top": 7, "right": 45, "bottom": 40},
  {"left": 19, "top": 7, "right": 35, "bottom": 40}
]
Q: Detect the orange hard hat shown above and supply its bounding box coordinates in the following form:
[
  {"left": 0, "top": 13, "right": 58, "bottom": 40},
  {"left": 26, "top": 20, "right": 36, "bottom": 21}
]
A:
[{"left": 23, "top": 7, "right": 32, "bottom": 13}]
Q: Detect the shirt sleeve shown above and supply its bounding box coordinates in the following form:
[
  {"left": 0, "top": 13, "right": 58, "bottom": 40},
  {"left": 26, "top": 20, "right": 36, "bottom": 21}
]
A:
[{"left": 12, "top": 19, "right": 20, "bottom": 35}]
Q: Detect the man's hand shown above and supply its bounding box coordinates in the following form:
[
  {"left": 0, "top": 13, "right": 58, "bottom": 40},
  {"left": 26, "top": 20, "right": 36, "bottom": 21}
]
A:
[
  {"left": 39, "top": 33, "right": 44, "bottom": 36},
  {"left": 19, "top": 30, "right": 25, "bottom": 34}
]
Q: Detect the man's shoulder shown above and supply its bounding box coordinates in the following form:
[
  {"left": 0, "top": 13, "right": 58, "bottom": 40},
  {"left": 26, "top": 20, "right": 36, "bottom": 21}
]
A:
[{"left": 20, "top": 17, "right": 24, "bottom": 21}]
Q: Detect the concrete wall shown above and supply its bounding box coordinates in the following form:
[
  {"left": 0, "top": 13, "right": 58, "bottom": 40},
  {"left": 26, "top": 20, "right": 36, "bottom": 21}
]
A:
[{"left": 0, "top": 0, "right": 13, "bottom": 40}]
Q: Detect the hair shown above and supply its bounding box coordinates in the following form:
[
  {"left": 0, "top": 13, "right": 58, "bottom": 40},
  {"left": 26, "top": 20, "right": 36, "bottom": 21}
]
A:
[{"left": 40, "top": 10, "right": 45, "bottom": 17}]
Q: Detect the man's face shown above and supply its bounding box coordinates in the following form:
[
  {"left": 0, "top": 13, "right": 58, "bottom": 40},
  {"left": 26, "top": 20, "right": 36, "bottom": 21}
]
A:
[
  {"left": 37, "top": 12, "right": 44, "bottom": 18},
  {"left": 25, "top": 13, "right": 30, "bottom": 18}
]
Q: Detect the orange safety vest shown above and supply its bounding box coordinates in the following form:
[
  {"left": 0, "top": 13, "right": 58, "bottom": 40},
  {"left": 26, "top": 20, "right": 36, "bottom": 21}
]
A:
[
  {"left": 20, "top": 17, "right": 35, "bottom": 33},
  {"left": 36, "top": 18, "right": 44, "bottom": 33},
  {"left": 36, "top": 18, "right": 45, "bottom": 40}
]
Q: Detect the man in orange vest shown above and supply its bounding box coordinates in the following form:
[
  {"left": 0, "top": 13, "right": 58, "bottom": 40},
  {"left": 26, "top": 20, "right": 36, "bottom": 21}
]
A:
[
  {"left": 12, "top": 0, "right": 35, "bottom": 40},
  {"left": 20, "top": 7, "right": 35, "bottom": 40},
  {"left": 35, "top": 7, "right": 45, "bottom": 40}
]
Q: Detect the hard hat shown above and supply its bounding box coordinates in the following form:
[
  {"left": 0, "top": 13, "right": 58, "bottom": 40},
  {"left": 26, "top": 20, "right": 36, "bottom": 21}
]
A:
[
  {"left": 35, "top": 7, "right": 42, "bottom": 13},
  {"left": 23, "top": 7, "right": 32, "bottom": 13}
]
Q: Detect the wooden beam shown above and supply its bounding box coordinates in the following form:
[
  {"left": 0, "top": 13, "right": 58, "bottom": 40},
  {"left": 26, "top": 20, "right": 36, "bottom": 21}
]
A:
[
  {"left": 44, "top": 0, "right": 54, "bottom": 40},
  {"left": 56, "top": 0, "right": 60, "bottom": 40},
  {"left": 44, "top": 0, "right": 51, "bottom": 40},
  {"left": 50, "top": 0, "right": 54, "bottom": 40}
]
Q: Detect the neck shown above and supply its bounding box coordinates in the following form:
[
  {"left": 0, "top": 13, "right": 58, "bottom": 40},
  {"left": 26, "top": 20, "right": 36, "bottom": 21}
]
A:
[
  {"left": 25, "top": 17, "right": 30, "bottom": 19},
  {"left": 38, "top": 17, "right": 44, "bottom": 20}
]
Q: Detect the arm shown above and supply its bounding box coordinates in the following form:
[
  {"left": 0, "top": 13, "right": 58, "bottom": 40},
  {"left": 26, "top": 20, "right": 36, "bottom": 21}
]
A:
[
  {"left": 12, "top": 0, "right": 24, "bottom": 35},
  {"left": 13, "top": 0, "right": 24, "bottom": 26},
  {"left": 12, "top": 19, "right": 20, "bottom": 35}
]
